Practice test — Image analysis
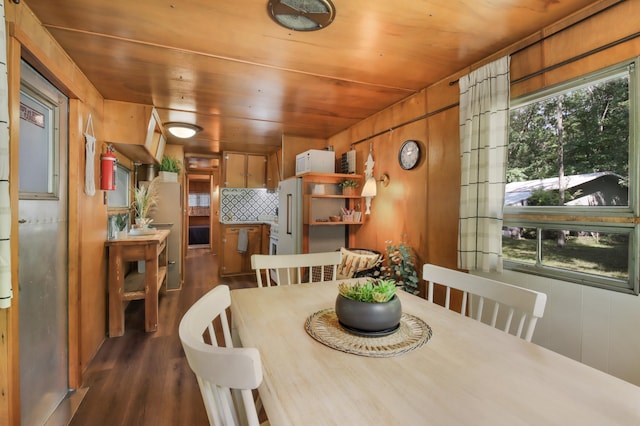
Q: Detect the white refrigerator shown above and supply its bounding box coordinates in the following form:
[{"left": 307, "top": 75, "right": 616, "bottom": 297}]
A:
[
  {"left": 150, "top": 181, "right": 183, "bottom": 290},
  {"left": 278, "top": 177, "right": 346, "bottom": 255}
]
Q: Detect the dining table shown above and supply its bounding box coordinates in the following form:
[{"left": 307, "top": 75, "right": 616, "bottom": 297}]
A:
[{"left": 230, "top": 281, "right": 640, "bottom": 425}]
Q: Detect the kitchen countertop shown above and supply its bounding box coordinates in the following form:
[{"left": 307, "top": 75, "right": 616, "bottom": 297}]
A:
[
  {"left": 220, "top": 215, "right": 278, "bottom": 227},
  {"left": 220, "top": 220, "right": 278, "bottom": 227}
]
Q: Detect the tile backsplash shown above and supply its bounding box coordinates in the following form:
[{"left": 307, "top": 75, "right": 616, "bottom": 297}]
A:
[{"left": 220, "top": 188, "right": 278, "bottom": 222}]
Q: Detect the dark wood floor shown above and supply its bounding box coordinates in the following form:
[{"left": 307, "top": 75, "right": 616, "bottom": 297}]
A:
[{"left": 69, "top": 248, "right": 258, "bottom": 426}]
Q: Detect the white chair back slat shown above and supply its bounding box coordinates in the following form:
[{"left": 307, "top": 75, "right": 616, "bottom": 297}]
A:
[
  {"left": 252, "top": 252, "right": 342, "bottom": 287},
  {"left": 513, "top": 312, "right": 525, "bottom": 339},
  {"left": 489, "top": 302, "right": 500, "bottom": 328},
  {"left": 460, "top": 292, "right": 468, "bottom": 316},
  {"left": 445, "top": 286, "right": 451, "bottom": 309},
  {"left": 524, "top": 317, "right": 539, "bottom": 342},
  {"left": 501, "top": 306, "right": 513, "bottom": 332},
  {"left": 422, "top": 264, "right": 547, "bottom": 342},
  {"left": 475, "top": 296, "right": 485, "bottom": 322}
]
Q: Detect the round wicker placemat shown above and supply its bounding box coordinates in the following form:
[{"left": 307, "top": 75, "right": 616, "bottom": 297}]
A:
[{"left": 304, "top": 309, "right": 433, "bottom": 358}]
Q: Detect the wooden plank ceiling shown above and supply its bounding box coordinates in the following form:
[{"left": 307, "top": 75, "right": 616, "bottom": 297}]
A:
[{"left": 23, "top": 0, "right": 601, "bottom": 156}]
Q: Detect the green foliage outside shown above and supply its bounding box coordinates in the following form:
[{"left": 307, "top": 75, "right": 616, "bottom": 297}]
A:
[
  {"left": 503, "top": 232, "right": 628, "bottom": 280},
  {"left": 508, "top": 75, "right": 629, "bottom": 205}
]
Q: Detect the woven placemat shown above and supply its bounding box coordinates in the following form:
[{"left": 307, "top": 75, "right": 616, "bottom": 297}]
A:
[{"left": 304, "top": 309, "right": 433, "bottom": 357}]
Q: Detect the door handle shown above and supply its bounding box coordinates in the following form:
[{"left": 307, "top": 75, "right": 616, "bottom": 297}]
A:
[{"left": 19, "top": 219, "right": 27, "bottom": 224}]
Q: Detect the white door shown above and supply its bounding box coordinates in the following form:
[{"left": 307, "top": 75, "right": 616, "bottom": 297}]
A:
[{"left": 18, "top": 60, "right": 69, "bottom": 425}]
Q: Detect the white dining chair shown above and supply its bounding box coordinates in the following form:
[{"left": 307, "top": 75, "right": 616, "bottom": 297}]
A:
[
  {"left": 422, "top": 264, "right": 547, "bottom": 342},
  {"left": 179, "top": 285, "right": 266, "bottom": 426},
  {"left": 251, "top": 251, "right": 342, "bottom": 287}
]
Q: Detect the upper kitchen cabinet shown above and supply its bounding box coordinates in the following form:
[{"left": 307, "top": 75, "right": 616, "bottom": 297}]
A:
[
  {"left": 223, "top": 152, "right": 267, "bottom": 188},
  {"left": 104, "top": 100, "right": 166, "bottom": 164},
  {"left": 267, "top": 149, "right": 282, "bottom": 190}
]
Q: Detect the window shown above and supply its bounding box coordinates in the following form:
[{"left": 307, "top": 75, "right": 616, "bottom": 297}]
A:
[
  {"left": 107, "top": 164, "right": 131, "bottom": 209},
  {"left": 504, "top": 59, "right": 639, "bottom": 294},
  {"left": 19, "top": 88, "right": 60, "bottom": 199},
  {"left": 188, "top": 193, "right": 210, "bottom": 216}
]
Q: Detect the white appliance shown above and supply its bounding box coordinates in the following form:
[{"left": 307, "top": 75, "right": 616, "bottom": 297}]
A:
[
  {"left": 150, "top": 181, "right": 183, "bottom": 290},
  {"left": 295, "top": 149, "right": 335, "bottom": 175},
  {"left": 278, "top": 177, "right": 346, "bottom": 255},
  {"left": 278, "top": 177, "right": 302, "bottom": 254}
]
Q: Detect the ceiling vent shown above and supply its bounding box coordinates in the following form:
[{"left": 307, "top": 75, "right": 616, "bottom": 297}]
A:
[{"left": 267, "top": 0, "right": 336, "bottom": 31}]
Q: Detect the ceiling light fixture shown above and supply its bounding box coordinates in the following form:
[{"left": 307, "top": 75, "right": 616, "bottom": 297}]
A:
[
  {"left": 267, "top": 0, "right": 336, "bottom": 32},
  {"left": 165, "top": 122, "right": 202, "bottom": 139}
]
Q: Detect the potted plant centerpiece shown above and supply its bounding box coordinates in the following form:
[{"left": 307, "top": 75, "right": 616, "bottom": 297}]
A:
[
  {"left": 159, "top": 155, "right": 181, "bottom": 182},
  {"left": 339, "top": 179, "right": 359, "bottom": 196},
  {"left": 132, "top": 177, "right": 159, "bottom": 229},
  {"left": 335, "top": 279, "right": 401, "bottom": 335}
]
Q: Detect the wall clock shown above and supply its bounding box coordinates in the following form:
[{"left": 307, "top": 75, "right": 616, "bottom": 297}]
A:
[{"left": 398, "top": 140, "right": 421, "bottom": 170}]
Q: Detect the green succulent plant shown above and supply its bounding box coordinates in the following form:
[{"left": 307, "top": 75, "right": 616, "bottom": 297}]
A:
[{"left": 338, "top": 279, "right": 397, "bottom": 303}]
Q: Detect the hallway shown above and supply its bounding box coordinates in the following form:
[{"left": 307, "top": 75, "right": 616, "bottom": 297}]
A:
[{"left": 67, "top": 249, "right": 257, "bottom": 425}]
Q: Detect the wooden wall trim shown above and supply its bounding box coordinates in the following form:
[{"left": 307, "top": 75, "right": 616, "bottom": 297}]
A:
[
  {"left": 349, "top": 102, "right": 458, "bottom": 148},
  {"left": 5, "top": 32, "right": 21, "bottom": 426},
  {"left": 443, "top": 0, "right": 625, "bottom": 88}
]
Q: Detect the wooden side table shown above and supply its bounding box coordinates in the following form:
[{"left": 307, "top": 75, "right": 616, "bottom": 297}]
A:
[{"left": 105, "top": 229, "right": 170, "bottom": 337}]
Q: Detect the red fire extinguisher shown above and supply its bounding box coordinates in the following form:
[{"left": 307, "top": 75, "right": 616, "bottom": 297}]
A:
[{"left": 100, "top": 145, "right": 117, "bottom": 191}]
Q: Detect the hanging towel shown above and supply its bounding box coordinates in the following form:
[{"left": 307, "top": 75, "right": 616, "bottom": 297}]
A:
[
  {"left": 237, "top": 228, "right": 248, "bottom": 253},
  {"left": 84, "top": 114, "right": 96, "bottom": 196}
]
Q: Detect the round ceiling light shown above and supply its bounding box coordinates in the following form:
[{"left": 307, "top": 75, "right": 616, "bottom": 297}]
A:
[
  {"left": 165, "top": 122, "right": 202, "bottom": 139},
  {"left": 267, "top": 0, "right": 336, "bottom": 32}
]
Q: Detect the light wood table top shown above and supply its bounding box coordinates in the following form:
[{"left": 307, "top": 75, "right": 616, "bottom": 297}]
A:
[{"left": 230, "top": 281, "right": 640, "bottom": 425}]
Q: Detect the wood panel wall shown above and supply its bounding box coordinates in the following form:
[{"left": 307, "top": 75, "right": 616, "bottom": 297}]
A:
[
  {"left": 329, "top": 0, "right": 638, "bottom": 293},
  {"left": 1, "top": 0, "right": 637, "bottom": 424},
  {"left": 3, "top": 2, "right": 108, "bottom": 423}
]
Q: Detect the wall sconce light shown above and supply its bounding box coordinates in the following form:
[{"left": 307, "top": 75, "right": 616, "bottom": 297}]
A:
[
  {"left": 165, "top": 122, "right": 203, "bottom": 139},
  {"left": 361, "top": 173, "right": 389, "bottom": 214}
]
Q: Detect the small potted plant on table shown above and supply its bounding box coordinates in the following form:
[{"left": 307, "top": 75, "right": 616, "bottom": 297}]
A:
[
  {"left": 339, "top": 179, "right": 359, "bottom": 196},
  {"left": 335, "top": 279, "right": 401, "bottom": 335},
  {"left": 132, "top": 177, "right": 159, "bottom": 229},
  {"left": 159, "top": 155, "right": 181, "bottom": 182}
]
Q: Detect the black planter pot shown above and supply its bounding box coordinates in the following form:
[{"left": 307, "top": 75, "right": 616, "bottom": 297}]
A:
[{"left": 335, "top": 294, "right": 402, "bottom": 333}]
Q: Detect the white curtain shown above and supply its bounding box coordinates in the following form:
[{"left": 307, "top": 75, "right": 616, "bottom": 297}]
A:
[
  {"left": 458, "top": 56, "right": 510, "bottom": 273},
  {"left": 0, "top": 2, "right": 12, "bottom": 308}
]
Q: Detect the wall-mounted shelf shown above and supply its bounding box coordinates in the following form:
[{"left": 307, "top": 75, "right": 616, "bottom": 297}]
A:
[{"left": 299, "top": 173, "right": 364, "bottom": 250}]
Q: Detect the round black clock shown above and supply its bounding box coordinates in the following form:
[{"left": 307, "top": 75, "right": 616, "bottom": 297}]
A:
[{"left": 398, "top": 140, "right": 421, "bottom": 170}]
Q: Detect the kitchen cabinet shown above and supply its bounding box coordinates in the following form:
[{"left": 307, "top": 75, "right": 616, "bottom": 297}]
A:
[
  {"left": 104, "top": 100, "right": 166, "bottom": 165},
  {"left": 266, "top": 149, "right": 281, "bottom": 190},
  {"left": 220, "top": 224, "right": 262, "bottom": 275},
  {"left": 223, "top": 152, "right": 267, "bottom": 188}
]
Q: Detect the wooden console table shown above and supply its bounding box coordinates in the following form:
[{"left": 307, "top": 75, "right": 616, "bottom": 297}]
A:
[{"left": 105, "top": 229, "right": 170, "bottom": 337}]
